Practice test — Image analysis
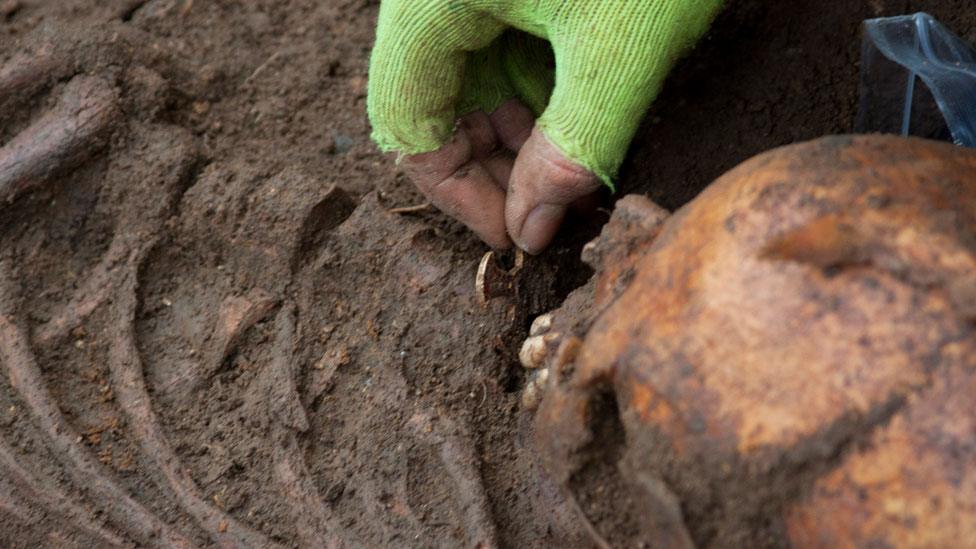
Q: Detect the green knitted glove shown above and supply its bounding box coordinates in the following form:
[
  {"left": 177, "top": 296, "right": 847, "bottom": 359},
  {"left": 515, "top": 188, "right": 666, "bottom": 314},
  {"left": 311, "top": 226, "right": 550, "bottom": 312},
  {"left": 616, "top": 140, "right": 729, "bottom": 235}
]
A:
[{"left": 368, "top": 0, "right": 723, "bottom": 187}]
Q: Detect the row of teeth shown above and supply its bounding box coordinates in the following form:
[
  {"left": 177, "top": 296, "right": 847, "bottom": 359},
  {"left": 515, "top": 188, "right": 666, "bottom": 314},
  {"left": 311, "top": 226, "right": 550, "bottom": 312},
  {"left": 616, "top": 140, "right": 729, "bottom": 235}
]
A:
[{"left": 520, "top": 313, "right": 556, "bottom": 410}]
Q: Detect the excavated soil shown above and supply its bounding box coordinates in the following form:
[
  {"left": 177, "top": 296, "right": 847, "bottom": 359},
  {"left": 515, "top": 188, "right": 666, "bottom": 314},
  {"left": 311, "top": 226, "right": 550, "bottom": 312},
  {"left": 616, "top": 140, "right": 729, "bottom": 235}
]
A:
[{"left": 0, "top": 0, "right": 972, "bottom": 547}]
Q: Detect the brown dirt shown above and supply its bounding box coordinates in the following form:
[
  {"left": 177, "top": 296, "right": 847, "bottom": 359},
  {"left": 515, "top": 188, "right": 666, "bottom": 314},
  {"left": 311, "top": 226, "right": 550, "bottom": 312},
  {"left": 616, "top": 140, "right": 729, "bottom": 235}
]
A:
[{"left": 0, "top": 0, "right": 972, "bottom": 547}]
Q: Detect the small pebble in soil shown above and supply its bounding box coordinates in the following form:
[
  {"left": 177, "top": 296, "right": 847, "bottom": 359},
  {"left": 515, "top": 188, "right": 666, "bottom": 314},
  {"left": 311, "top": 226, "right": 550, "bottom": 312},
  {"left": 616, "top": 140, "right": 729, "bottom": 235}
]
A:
[{"left": 331, "top": 133, "right": 355, "bottom": 154}]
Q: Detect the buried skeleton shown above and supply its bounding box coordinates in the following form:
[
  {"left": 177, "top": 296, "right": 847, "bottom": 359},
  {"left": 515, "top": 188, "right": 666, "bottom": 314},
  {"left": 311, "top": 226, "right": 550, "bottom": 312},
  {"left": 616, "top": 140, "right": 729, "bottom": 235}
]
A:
[
  {"left": 1, "top": 0, "right": 976, "bottom": 547},
  {"left": 515, "top": 136, "right": 976, "bottom": 547}
]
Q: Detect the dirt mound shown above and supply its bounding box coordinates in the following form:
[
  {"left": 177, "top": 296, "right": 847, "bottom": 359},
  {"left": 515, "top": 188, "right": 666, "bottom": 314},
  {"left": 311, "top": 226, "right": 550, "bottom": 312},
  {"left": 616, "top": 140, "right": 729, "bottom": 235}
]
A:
[{"left": 0, "top": 0, "right": 972, "bottom": 546}]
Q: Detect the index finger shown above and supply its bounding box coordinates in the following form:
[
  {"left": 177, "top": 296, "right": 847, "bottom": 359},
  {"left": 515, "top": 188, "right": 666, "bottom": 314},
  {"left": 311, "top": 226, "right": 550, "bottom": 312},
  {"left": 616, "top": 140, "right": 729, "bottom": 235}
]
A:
[
  {"left": 367, "top": 1, "right": 507, "bottom": 155},
  {"left": 403, "top": 131, "right": 513, "bottom": 250}
]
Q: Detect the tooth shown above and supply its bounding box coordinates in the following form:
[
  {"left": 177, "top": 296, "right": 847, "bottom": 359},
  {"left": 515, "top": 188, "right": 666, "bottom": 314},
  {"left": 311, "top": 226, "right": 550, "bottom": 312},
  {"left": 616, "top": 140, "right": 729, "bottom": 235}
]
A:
[
  {"left": 535, "top": 367, "right": 549, "bottom": 387},
  {"left": 529, "top": 313, "right": 552, "bottom": 336},
  {"left": 522, "top": 368, "right": 551, "bottom": 411},
  {"left": 521, "top": 380, "right": 539, "bottom": 410},
  {"left": 519, "top": 335, "right": 548, "bottom": 369}
]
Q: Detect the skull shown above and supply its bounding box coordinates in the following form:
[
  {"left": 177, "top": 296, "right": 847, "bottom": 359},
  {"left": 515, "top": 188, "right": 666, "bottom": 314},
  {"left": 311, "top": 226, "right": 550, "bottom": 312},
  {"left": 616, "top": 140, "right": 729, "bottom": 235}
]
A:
[{"left": 526, "top": 136, "right": 976, "bottom": 547}]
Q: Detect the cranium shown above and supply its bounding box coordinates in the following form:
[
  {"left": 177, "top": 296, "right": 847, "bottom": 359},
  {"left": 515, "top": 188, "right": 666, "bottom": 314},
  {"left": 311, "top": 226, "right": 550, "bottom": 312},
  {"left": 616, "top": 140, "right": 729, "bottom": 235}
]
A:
[{"left": 525, "top": 136, "right": 976, "bottom": 547}]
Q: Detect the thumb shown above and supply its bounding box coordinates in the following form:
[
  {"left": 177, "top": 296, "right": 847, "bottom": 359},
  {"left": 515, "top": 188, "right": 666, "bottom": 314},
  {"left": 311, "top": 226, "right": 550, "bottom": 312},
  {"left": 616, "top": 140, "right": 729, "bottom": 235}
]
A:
[
  {"left": 505, "top": 1, "right": 722, "bottom": 253},
  {"left": 536, "top": 0, "right": 723, "bottom": 185},
  {"left": 505, "top": 128, "right": 601, "bottom": 254}
]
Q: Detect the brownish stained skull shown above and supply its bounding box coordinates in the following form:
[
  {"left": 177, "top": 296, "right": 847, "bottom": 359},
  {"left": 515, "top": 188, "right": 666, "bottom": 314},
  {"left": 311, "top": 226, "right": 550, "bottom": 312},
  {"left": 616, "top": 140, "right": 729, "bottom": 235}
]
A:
[{"left": 523, "top": 135, "right": 976, "bottom": 547}]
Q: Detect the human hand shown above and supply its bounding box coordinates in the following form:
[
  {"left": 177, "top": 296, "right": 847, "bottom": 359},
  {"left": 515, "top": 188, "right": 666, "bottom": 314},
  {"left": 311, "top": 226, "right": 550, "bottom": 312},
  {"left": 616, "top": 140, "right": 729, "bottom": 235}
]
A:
[{"left": 368, "top": 1, "right": 722, "bottom": 253}]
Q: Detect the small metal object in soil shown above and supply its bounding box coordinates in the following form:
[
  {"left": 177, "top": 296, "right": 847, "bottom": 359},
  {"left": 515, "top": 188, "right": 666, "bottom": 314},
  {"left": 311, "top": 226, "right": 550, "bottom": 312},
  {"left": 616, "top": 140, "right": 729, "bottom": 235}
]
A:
[{"left": 475, "top": 249, "right": 525, "bottom": 306}]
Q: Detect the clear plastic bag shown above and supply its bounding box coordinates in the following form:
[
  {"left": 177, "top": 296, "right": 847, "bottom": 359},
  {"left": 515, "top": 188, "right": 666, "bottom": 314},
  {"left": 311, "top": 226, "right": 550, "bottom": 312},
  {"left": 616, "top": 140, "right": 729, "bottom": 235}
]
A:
[{"left": 856, "top": 12, "right": 976, "bottom": 147}]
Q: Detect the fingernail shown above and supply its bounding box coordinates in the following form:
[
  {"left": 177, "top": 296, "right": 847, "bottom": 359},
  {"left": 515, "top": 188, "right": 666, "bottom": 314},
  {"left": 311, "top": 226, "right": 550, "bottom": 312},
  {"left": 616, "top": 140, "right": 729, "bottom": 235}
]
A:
[{"left": 515, "top": 204, "right": 565, "bottom": 255}]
